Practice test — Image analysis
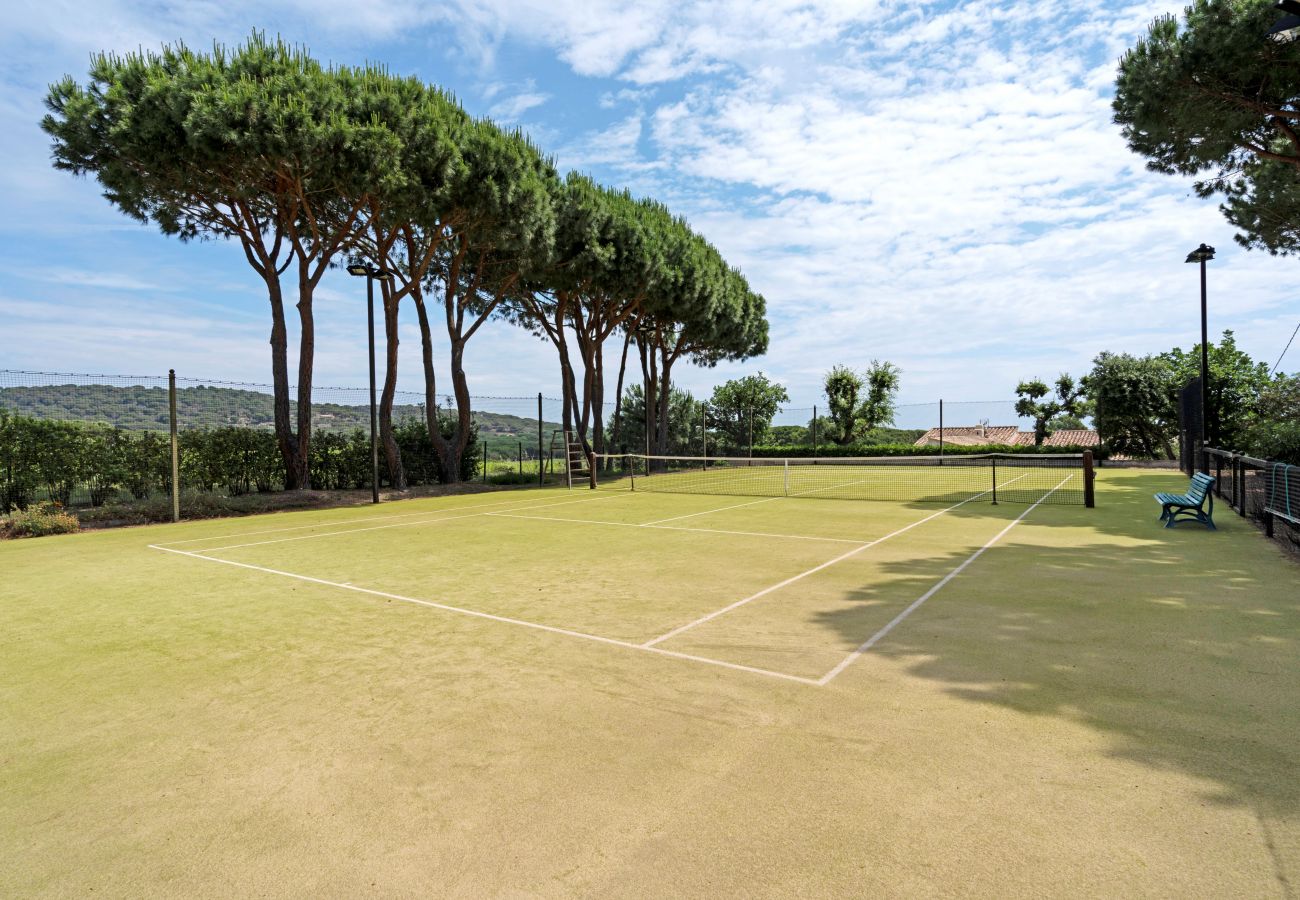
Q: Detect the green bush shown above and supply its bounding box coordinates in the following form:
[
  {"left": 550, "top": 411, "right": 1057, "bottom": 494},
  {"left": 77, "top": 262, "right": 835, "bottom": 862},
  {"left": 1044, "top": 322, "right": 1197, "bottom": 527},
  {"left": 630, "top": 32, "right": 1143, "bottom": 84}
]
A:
[
  {"left": 1244, "top": 421, "right": 1300, "bottom": 466},
  {"left": 4, "top": 502, "right": 80, "bottom": 538},
  {"left": 749, "top": 443, "right": 1107, "bottom": 459}
]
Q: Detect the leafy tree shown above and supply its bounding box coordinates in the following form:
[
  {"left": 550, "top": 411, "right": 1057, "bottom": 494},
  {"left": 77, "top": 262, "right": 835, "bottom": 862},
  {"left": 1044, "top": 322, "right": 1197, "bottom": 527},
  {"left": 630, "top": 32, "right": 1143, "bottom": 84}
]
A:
[
  {"left": 1244, "top": 373, "right": 1300, "bottom": 462},
  {"left": 1085, "top": 353, "right": 1177, "bottom": 458},
  {"left": 1161, "top": 330, "right": 1272, "bottom": 448},
  {"left": 823, "top": 365, "right": 863, "bottom": 445},
  {"left": 632, "top": 228, "right": 768, "bottom": 459},
  {"left": 1113, "top": 0, "right": 1300, "bottom": 253},
  {"left": 615, "top": 384, "right": 701, "bottom": 457},
  {"left": 1015, "top": 374, "right": 1084, "bottom": 447},
  {"left": 706, "top": 372, "right": 790, "bottom": 454},
  {"left": 42, "top": 36, "right": 378, "bottom": 488},
  {"left": 861, "top": 360, "right": 902, "bottom": 434},
  {"left": 823, "top": 361, "right": 900, "bottom": 445}
]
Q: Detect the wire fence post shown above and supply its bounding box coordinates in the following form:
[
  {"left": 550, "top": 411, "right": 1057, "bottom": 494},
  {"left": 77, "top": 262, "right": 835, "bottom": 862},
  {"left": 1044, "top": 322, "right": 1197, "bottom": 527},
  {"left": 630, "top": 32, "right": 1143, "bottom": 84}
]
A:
[
  {"left": 482, "top": 440, "right": 488, "bottom": 483},
  {"left": 518, "top": 441, "right": 523, "bottom": 476},
  {"left": 747, "top": 401, "right": 753, "bottom": 458},
  {"left": 537, "top": 392, "right": 544, "bottom": 486},
  {"left": 991, "top": 455, "right": 999, "bottom": 505},
  {"left": 812, "top": 404, "right": 818, "bottom": 453},
  {"left": 939, "top": 398, "right": 945, "bottom": 461},
  {"left": 168, "top": 369, "right": 179, "bottom": 523}
]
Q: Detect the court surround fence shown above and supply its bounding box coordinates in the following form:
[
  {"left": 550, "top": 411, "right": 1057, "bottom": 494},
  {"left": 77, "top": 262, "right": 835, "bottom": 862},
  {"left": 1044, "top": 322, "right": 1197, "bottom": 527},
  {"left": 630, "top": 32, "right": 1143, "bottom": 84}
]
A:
[
  {"left": 1201, "top": 446, "right": 1300, "bottom": 558},
  {"left": 2, "top": 368, "right": 1101, "bottom": 520}
]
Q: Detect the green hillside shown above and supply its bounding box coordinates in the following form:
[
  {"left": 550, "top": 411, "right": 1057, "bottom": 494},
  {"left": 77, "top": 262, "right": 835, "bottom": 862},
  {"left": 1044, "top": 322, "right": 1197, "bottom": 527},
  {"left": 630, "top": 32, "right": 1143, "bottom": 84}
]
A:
[{"left": 0, "top": 383, "right": 562, "bottom": 452}]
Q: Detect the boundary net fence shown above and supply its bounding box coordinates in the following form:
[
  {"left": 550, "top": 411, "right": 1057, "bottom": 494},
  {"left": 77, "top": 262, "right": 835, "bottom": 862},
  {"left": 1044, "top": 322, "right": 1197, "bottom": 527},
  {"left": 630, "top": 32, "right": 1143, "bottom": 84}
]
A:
[
  {"left": 593, "top": 453, "right": 1095, "bottom": 507},
  {"left": 1203, "top": 447, "right": 1300, "bottom": 558}
]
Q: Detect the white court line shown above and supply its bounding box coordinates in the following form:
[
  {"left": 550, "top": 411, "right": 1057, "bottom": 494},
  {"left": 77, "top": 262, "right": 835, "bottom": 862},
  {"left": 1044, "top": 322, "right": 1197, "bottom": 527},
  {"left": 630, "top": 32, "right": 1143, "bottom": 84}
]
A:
[
  {"left": 638, "top": 496, "right": 782, "bottom": 526},
  {"left": 151, "top": 491, "right": 574, "bottom": 547},
  {"left": 485, "top": 512, "right": 869, "bottom": 545},
  {"left": 189, "top": 493, "right": 628, "bottom": 553},
  {"left": 816, "top": 474, "right": 1072, "bottom": 686},
  {"left": 147, "top": 544, "right": 820, "bottom": 687},
  {"left": 638, "top": 480, "right": 1029, "bottom": 649}
]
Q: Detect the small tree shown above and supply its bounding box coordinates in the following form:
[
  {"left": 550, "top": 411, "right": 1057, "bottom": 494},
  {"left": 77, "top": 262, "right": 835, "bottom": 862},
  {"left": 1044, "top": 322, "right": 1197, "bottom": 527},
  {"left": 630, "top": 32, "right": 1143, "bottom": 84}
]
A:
[
  {"left": 1085, "top": 353, "right": 1177, "bottom": 459},
  {"left": 706, "top": 373, "right": 790, "bottom": 454},
  {"left": 1161, "top": 330, "right": 1272, "bottom": 449},
  {"left": 823, "top": 361, "right": 900, "bottom": 445},
  {"left": 824, "top": 366, "right": 863, "bottom": 445},
  {"left": 1015, "top": 374, "right": 1083, "bottom": 447}
]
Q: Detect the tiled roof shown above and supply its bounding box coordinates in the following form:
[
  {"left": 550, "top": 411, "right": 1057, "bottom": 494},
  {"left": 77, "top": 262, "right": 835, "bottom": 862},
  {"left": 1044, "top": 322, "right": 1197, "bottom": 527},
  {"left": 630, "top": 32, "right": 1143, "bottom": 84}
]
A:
[
  {"left": 914, "top": 425, "right": 1101, "bottom": 448},
  {"left": 914, "top": 425, "right": 1022, "bottom": 447}
]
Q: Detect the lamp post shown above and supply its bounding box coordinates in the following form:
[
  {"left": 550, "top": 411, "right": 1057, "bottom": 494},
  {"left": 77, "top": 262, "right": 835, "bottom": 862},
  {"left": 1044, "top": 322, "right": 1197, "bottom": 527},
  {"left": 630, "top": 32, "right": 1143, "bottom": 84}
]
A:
[
  {"left": 1269, "top": 1, "right": 1300, "bottom": 43},
  {"left": 1184, "top": 243, "right": 1215, "bottom": 465},
  {"left": 347, "top": 263, "right": 393, "bottom": 503}
]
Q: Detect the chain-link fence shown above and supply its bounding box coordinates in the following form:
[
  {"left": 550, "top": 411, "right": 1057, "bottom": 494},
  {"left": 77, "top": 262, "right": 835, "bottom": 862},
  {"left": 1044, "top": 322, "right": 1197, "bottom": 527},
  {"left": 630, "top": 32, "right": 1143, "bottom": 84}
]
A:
[
  {"left": 0, "top": 370, "right": 571, "bottom": 513},
  {"left": 1, "top": 368, "right": 1079, "bottom": 517}
]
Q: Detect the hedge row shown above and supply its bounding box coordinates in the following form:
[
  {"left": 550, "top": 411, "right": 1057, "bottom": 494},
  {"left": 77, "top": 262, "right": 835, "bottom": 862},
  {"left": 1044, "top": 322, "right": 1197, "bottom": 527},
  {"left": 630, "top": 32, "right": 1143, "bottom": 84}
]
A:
[
  {"left": 0, "top": 411, "right": 479, "bottom": 513},
  {"left": 749, "top": 443, "right": 1108, "bottom": 459}
]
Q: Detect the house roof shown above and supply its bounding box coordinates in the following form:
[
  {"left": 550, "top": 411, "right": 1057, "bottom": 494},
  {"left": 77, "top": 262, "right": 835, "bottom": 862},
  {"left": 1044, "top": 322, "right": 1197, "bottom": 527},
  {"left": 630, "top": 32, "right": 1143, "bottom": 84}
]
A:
[
  {"left": 914, "top": 425, "right": 1101, "bottom": 448},
  {"left": 913, "top": 425, "right": 1021, "bottom": 446}
]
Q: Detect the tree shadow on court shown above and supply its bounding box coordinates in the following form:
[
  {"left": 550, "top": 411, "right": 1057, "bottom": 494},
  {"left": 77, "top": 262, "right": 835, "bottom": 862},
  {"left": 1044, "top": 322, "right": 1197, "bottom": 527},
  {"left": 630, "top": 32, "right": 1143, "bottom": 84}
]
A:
[{"left": 814, "top": 470, "right": 1300, "bottom": 844}]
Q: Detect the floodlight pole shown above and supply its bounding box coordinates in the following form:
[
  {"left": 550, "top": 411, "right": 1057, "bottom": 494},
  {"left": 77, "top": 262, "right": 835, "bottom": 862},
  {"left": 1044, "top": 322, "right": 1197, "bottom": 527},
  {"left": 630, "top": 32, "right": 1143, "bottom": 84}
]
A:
[
  {"left": 367, "top": 272, "right": 380, "bottom": 504},
  {"left": 1185, "top": 243, "right": 1215, "bottom": 468},
  {"left": 349, "top": 263, "right": 389, "bottom": 503}
]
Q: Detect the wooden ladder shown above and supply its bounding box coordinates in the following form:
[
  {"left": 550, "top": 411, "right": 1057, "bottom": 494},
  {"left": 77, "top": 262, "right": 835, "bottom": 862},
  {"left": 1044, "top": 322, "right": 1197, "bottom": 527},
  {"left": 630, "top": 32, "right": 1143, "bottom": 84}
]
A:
[{"left": 552, "top": 430, "right": 592, "bottom": 489}]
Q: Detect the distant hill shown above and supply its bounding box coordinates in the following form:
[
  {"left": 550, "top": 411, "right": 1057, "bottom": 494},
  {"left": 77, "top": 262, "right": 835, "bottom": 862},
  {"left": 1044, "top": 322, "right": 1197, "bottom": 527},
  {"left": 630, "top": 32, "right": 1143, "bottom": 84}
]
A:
[{"left": 0, "top": 383, "right": 563, "bottom": 452}]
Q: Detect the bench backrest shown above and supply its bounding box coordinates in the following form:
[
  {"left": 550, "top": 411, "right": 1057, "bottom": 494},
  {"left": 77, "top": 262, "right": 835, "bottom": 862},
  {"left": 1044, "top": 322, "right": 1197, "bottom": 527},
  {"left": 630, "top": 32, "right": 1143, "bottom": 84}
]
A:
[{"left": 1187, "top": 473, "right": 1214, "bottom": 502}]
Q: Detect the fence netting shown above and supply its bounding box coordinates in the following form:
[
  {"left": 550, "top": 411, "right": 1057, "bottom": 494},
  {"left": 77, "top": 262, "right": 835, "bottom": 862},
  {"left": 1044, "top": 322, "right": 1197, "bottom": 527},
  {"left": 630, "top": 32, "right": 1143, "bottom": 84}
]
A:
[
  {"left": 0, "top": 368, "right": 1061, "bottom": 514},
  {"left": 1203, "top": 447, "right": 1300, "bottom": 558}
]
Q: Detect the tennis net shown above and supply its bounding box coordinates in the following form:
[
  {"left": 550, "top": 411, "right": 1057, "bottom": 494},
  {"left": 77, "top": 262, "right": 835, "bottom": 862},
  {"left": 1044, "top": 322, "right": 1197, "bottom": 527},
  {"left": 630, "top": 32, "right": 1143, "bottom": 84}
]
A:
[{"left": 594, "top": 453, "right": 1095, "bottom": 507}]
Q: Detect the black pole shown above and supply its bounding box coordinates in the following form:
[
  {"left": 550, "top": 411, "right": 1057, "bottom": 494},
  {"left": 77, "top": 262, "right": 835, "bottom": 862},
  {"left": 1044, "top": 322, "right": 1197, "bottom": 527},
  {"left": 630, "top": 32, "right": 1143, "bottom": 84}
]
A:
[
  {"left": 537, "top": 392, "right": 544, "bottom": 486},
  {"left": 367, "top": 274, "right": 379, "bottom": 504},
  {"left": 1199, "top": 256, "right": 1210, "bottom": 459}
]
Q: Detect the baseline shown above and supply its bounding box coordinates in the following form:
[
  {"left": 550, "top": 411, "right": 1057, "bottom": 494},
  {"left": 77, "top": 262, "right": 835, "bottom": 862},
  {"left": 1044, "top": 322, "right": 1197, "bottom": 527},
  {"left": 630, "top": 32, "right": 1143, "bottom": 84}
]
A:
[
  {"left": 148, "top": 544, "right": 820, "bottom": 687},
  {"left": 816, "top": 474, "right": 1071, "bottom": 685}
]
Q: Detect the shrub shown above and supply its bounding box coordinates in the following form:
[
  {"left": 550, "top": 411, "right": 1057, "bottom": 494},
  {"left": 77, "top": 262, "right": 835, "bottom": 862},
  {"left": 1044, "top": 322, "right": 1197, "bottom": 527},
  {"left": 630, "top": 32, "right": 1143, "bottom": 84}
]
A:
[
  {"left": 749, "top": 443, "right": 1107, "bottom": 459},
  {"left": 4, "top": 502, "right": 80, "bottom": 538}
]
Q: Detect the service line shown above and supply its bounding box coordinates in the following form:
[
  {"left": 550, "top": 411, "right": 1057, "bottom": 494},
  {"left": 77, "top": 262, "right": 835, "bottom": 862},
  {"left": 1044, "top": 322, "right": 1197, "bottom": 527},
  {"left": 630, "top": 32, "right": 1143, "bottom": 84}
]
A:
[
  {"left": 816, "top": 474, "right": 1071, "bottom": 685},
  {"left": 640, "top": 474, "right": 1033, "bottom": 649},
  {"left": 485, "top": 512, "right": 869, "bottom": 545},
  {"left": 151, "top": 490, "right": 577, "bottom": 548},
  {"left": 187, "top": 492, "right": 630, "bottom": 553}
]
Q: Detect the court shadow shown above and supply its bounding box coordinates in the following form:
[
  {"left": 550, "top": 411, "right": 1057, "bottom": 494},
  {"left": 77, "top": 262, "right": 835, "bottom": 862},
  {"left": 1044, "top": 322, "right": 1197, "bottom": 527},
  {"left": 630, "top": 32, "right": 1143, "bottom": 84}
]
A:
[{"left": 815, "top": 477, "right": 1300, "bottom": 828}]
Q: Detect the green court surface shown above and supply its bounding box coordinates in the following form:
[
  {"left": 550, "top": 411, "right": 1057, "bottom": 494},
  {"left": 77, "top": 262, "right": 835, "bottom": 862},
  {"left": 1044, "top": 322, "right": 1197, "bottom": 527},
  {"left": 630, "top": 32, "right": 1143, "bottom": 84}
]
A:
[{"left": 2, "top": 468, "right": 1297, "bottom": 896}]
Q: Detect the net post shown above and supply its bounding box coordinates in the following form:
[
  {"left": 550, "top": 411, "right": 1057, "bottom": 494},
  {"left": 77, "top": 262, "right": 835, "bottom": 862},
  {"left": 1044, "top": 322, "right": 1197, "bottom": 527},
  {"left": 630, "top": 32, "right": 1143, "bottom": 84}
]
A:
[
  {"left": 537, "top": 393, "right": 544, "bottom": 486},
  {"left": 783, "top": 458, "right": 790, "bottom": 497},
  {"left": 589, "top": 451, "right": 597, "bottom": 490},
  {"left": 990, "top": 454, "right": 998, "bottom": 505},
  {"left": 1083, "top": 450, "right": 1095, "bottom": 508},
  {"left": 168, "top": 369, "right": 180, "bottom": 523},
  {"left": 938, "top": 399, "right": 944, "bottom": 463},
  {"left": 812, "top": 405, "right": 818, "bottom": 452},
  {"left": 518, "top": 441, "right": 523, "bottom": 476},
  {"left": 483, "top": 440, "right": 488, "bottom": 483},
  {"left": 629, "top": 453, "right": 635, "bottom": 492}
]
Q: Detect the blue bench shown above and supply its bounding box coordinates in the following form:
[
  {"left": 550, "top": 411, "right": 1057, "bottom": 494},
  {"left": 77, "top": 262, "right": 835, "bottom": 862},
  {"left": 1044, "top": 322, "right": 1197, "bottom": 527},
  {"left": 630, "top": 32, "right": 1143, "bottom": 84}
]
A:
[{"left": 1155, "top": 472, "right": 1216, "bottom": 529}]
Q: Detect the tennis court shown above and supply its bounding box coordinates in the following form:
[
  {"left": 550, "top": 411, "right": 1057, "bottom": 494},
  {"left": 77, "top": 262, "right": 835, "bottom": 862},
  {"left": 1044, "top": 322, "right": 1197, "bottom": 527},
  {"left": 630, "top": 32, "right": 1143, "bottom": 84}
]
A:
[
  {"left": 5, "top": 465, "right": 1299, "bottom": 895},
  {"left": 147, "top": 455, "right": 1090, "bottom": 685}
]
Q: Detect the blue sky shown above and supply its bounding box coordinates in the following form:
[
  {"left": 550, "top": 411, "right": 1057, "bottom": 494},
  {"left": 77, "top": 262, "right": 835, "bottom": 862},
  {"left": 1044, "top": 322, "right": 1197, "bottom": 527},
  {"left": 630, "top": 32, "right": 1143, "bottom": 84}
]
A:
[{"left": 2, "top": 0, "right": 1296, "bottom": 425}]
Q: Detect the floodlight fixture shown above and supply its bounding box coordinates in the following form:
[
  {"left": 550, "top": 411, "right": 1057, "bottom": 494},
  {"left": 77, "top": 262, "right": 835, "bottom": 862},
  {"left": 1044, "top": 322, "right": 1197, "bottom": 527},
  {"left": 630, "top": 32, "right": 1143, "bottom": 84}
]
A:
[
  {"left": 1184, "top": 243, "right": 1215, "bottom": 264},
  {"left": 1269, "top": 1, "right": 1300, "bottom": 43}
]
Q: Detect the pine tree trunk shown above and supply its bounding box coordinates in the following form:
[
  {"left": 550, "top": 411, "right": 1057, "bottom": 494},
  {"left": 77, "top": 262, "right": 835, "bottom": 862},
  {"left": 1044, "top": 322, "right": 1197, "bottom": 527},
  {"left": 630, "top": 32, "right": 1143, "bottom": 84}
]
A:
[{"left": 379, "top": 286, "right": 406, "bottom": 490}]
